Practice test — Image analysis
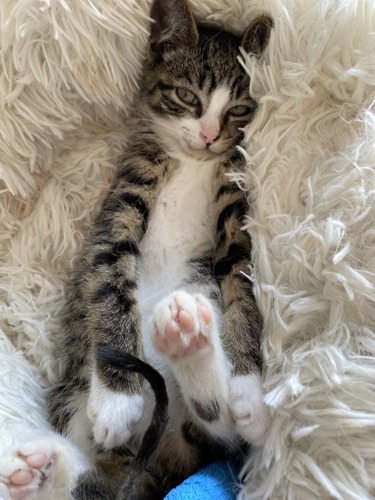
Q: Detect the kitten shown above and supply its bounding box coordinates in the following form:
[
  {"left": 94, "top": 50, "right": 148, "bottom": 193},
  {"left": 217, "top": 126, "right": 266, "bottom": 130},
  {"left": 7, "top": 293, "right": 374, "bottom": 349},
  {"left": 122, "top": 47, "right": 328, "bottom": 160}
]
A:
[{"left": 0, "top": 0, "right": 272, "bottom": 498}]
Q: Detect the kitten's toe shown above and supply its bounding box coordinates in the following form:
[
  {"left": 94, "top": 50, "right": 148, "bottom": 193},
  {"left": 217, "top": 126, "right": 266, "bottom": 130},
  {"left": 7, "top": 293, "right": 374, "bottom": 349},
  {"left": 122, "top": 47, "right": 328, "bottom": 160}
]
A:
[
  {"left": 229, "top": 373, "right": 270, "bottom": 446},
  {"left": 87, "top": 371, "right": 144, "bottom": 448},
  {"left": 10, "top": 453, "right": 53, "bottom": 497},
  {"left": 152, "top": 291, "right": 214, "bottom": 359}
]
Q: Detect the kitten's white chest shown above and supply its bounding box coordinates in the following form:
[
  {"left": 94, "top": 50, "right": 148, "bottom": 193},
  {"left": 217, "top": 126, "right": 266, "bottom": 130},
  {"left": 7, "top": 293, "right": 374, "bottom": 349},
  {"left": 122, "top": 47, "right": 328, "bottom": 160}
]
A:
[{"left": 139, "top": 157, "right": 217, "bottom": 296}]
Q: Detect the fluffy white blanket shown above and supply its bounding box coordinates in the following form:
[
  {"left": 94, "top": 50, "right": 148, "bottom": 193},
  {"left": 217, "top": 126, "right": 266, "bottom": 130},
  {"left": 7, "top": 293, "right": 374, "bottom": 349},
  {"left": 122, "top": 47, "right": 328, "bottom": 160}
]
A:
[{"left": 1, "top": 0, "right": 374, "bottom": 498}]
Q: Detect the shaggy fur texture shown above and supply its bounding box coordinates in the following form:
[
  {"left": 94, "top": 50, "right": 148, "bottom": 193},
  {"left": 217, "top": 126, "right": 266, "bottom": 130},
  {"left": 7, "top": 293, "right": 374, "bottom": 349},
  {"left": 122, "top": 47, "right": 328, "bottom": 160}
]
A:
[{"left": 1, "top": 0, "right": 374, "bottom": 499}]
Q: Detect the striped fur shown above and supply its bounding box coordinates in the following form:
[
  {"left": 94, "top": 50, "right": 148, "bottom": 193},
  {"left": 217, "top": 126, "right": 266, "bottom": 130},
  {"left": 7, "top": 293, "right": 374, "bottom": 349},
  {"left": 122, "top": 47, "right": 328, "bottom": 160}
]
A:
[{"left": 47, "top": 0, "right": 273, "bottom": 498}]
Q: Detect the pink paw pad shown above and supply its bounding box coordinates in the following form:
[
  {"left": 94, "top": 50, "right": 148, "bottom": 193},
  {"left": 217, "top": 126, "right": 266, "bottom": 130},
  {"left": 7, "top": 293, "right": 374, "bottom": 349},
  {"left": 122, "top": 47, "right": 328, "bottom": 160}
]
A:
[
  {"left": 8, "top": 452, "right": 53, "bottom": 499},
  {"left": 152, "top": 292, "right": 213, "bottom": 359}
]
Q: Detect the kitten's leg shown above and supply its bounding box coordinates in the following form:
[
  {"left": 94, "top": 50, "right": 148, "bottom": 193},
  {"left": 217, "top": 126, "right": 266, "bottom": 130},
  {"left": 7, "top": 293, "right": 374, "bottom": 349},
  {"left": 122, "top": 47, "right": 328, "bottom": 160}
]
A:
[
  {"left": 151, "top": 290, "right": 234, "bottom": 439},
  {"left": 0, "top": 434, "right": 91, "bottom": 500},
  {"left": 227, "top": 373, "right": 268, "bottom": 446},
  {"left": 83, "top": 235, "right": 146, "bottom": 451},
  {"left": 76, "top": 147, "right": 171, "bottom": 449},
  {"left": 49, "top": 289, "right": 145, "bottom": 452},
  {"left": 213, "top": 160, "right": 270, "bottom": 445}
]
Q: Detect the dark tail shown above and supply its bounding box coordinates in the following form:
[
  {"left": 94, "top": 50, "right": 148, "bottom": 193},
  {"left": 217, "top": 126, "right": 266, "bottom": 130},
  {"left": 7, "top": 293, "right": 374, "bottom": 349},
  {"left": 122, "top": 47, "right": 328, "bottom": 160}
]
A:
[{"left": 96, "top": 346, "right": 169, "bottom": 500}]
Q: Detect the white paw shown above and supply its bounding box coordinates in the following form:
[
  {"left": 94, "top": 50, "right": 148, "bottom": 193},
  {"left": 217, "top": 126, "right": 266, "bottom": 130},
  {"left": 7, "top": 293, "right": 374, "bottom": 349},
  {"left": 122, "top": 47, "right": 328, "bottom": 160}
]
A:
[
  {"left": 0, "top": 434, "right": 90, "bottom": 500},
  {"left": 229, "top": 373, "right": 270, "bottom": 446},
  {"left": 87, "top": 372, "right": 144, "bottom": 449},
  {"left": 152, "top": 291, "right": 215, "bottom": 359}
]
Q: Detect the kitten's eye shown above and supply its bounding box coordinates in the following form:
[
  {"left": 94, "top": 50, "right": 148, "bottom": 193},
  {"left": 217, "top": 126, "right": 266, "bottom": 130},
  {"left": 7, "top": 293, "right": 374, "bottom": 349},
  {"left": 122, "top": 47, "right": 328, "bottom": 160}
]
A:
[
  {"left": 228, "top": 105, "right": 252, "bottom": 117},
  {"left": 176, "top": 88, "right": 199, "bottom": 106}
]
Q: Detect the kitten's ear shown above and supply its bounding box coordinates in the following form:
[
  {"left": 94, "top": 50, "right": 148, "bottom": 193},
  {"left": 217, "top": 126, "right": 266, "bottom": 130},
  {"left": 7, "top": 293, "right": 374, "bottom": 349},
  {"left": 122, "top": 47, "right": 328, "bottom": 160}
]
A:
[
  {"left": 149, "top": 0, "right": 199, "bottom": 61},
  {"left": 241, "top": 16, "right": 273, "bottom": 56}
]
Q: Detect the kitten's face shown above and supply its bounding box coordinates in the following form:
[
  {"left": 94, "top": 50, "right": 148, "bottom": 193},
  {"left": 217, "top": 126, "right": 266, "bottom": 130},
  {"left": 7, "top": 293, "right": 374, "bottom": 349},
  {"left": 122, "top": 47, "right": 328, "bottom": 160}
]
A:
[{"left": 142, "top": 26, "right": 257, "bottom": 160}]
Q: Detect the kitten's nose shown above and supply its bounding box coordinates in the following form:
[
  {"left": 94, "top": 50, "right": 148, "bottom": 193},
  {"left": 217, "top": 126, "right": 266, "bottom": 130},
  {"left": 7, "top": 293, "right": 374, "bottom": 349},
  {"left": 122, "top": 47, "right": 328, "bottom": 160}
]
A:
[{"left": 200, "top": 127, "right": 219, "bottom": 145}]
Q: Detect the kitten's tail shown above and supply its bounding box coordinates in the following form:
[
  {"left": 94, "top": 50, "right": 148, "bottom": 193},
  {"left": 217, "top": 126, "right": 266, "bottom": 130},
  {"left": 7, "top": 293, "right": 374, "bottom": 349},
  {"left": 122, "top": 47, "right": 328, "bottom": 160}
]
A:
[{"left": 96, "top": 346, "right": 169, "bottom": 500}]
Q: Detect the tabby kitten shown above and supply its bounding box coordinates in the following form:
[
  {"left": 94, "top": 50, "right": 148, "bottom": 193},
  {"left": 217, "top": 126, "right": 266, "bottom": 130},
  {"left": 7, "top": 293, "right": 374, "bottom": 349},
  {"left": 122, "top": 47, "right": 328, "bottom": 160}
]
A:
[{"left": 3, "top": 0, "right": 273, "bottom": 498}]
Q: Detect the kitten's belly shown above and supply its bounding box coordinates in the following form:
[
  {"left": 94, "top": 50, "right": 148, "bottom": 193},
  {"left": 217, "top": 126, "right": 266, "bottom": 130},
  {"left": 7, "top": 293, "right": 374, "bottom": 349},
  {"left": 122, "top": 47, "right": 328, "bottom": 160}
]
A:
[{"left": 138, "top": 158, "right": 217, "bottom": 316}]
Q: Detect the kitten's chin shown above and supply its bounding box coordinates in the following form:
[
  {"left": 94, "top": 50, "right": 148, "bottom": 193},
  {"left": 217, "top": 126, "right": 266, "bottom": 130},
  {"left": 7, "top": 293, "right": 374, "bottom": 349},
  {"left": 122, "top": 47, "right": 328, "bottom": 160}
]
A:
[{"left": 185, "top": 147, "right": 217, "bottom": 160}]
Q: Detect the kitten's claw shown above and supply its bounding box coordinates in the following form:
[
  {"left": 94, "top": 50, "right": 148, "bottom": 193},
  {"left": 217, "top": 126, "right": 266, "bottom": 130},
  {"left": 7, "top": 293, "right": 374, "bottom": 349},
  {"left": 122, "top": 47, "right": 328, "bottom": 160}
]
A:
[
  {"left": 87, "top": 371, "right": 144, "bottom": 448},
  {"left": 152, "top": 291, "right": 214, "bottom": 359},
  {"left": 229, "top": 374, "right": 270, "bottom": 446}
]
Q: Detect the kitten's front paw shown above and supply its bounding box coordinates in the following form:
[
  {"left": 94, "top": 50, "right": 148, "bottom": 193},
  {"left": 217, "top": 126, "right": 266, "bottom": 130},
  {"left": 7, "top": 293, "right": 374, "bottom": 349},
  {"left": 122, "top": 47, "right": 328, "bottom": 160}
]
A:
[
  {"left": 229, "top": 373, "right": 270, "bottom": 446},
  {"left": 152, "top": 291, "right": 215, "bottom": 359},
  {"left": 87, "top": 372, "right": 144, "bottom": 449}
]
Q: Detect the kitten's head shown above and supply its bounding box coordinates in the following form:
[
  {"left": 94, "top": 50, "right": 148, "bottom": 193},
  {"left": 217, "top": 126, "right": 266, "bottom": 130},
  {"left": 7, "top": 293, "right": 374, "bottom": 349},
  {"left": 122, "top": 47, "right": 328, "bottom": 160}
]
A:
[{"left": 141, "top": 0, "right": 272, "bottom": 159}]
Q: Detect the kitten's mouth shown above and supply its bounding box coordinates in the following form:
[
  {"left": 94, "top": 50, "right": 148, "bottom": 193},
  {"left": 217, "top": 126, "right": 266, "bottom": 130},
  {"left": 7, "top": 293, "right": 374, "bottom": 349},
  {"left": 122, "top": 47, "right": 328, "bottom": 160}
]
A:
[{"left": 183, "top": 139, "right": 220, "bottom": 159}]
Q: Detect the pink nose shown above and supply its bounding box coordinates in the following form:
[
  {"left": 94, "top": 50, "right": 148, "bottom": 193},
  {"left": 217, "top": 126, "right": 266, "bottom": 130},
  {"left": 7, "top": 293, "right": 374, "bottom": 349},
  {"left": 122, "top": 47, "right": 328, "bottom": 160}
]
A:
[{"left": 200, "top": 127, "right": 219, "bottom": 145}]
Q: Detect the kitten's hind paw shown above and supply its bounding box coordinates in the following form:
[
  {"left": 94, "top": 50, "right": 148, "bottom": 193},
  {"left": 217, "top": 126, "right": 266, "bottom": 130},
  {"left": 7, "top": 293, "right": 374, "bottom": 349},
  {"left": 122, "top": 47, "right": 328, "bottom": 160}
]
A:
[
  {"left": 229, "top": 374, "right": 270, "bottom": 446},
  {"left": 0, "top": 435, "right": 88, "bottom": 500},
  {"left": 87, "top": 371, "right": 144, "bottom": 449},
  {"left": 152, "top": 291, "right": 215, "bottom": 359},
  {"left": 0, "top": 451, "right": 53, "bottom": 500}
]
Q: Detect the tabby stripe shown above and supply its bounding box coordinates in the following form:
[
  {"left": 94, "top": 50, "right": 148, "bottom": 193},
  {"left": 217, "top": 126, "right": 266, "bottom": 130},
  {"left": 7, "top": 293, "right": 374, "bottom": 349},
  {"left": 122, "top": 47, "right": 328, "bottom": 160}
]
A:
[
  {"left": 237, "top": 272, "right": 255, "bottom": 293},
  {"left": 118, "top": 168, "right": 158, "bottom": 186},
  {"left": 149, "top": 81, "right": 175, "bottom": 96},
  {"left": 198, "top": 71, "right": 206, "bottom": 89},
  {"left": 181, "top": 421, "right": 204, "bottom": 447},
  {"left": 156, "top": 80, "right": 175, "bottom": 91},
  {"left": 160, "top": 95, "right": 185, "bottom": 115},
  {"left": 214, "top": 243, "right": 249, "bottom": 278},
  {"left": 153, "top": 104, "right": 181, "bottom": 117},
  {"left": 217, "top": 229, "right": 226, "bottom": 247},
  {"left": 216, "top": 200, "right": 247, "bottom": 232},
  {"left": 192, "top": 400, "right": 220, "bottom": 422},
  {"left": 93, "top": 241, "right": 140, "bottom": 268},
  {"left": 175, "top": 72, "right": 193, "bottom": 83},
  {"left": 91, "top": 280, "right": 136, "bottom": 306},
  {"left": 181, "top": 72, "right": 193, "bottom": 85},
  {"left": 207, "top": 72, "right": 217, "bottom": 94},
  {"left": 119, "top": 193, "right": 149, "bottom": 220},
  {"left": 222, "top": 113, "right": 230, "bottom": 126},
  {"left": 142, "top": 148, "right": 165, "bottom": 164},
  {"left": 91, "top": 282, "right": 120, "bottom": 302},
  {"left": 194, "top": 104, "right": 203, "bottom": 118},
  {"left": 223, "top": 150, "right": 242, "bottom": 169},
  {"left": 101, "top": 191, "right": 149, "bottom": 219},
  {"left": 113, "top": 240, "right": 140, "bottom": 255},
  {"left": 215, "top": 184, "right": 239, "bottom": 201},
  {"left": 234, "top": 81, "right": 245, "bottom": 100},
  {"left": 93, "top": 251, "right": 120, "bottom": 268}
]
